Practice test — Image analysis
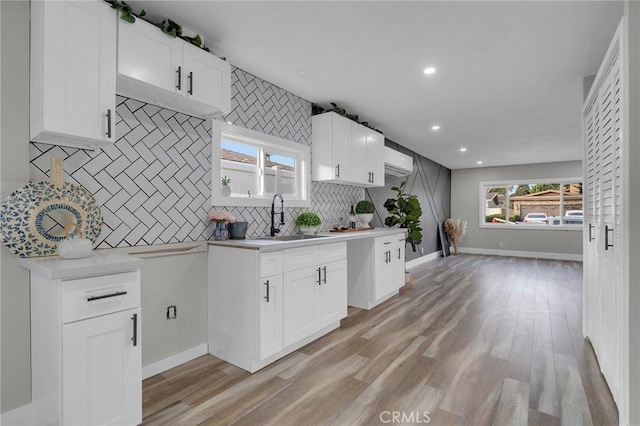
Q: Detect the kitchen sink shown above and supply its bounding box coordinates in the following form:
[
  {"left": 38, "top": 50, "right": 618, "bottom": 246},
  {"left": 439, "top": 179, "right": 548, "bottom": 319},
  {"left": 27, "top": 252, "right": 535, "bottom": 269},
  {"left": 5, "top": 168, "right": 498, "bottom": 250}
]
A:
[{"left": 254, "top": 234, "right": 329, "bottom": 241}]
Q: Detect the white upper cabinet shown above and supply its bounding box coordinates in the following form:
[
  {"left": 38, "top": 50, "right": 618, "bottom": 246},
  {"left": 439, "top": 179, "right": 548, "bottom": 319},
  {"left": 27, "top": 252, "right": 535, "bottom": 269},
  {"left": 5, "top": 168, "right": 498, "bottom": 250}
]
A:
[
  {"left": 30, "top": 0, "right": 117, "bottom": 150},
  {"left": 351, "top": 122, "right": 368, "bottom": 184},
  {"left": 366, "top": 129, "right": 385, "bottom": 186},
  {"left": 183, "top": 44, "right": 232, "bottom": 112},
  {"left": 117, "top": 17, "right": 183, "bottom": 95},
  {"left": 312, "top": 112, "right": 385, "bottom": 187},
  {"left": 117, "top": 18, "right": 231, "bottom": 118}
]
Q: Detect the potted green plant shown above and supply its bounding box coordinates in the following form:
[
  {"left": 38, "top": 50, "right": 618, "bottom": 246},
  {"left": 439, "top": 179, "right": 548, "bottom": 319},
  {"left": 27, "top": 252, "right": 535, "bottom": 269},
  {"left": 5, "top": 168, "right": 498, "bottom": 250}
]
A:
[
  {"left": 355, "top": 200, "right": 375, "bottom": 228},
  {"left": 295, "top": 211, "right": 321, "bottom": 235},
  {"left": 221, "top": 175, "right": 231, "bottom": 197},
  {"left": 383, "top": 181, "right": 423, "bottom": 252}
]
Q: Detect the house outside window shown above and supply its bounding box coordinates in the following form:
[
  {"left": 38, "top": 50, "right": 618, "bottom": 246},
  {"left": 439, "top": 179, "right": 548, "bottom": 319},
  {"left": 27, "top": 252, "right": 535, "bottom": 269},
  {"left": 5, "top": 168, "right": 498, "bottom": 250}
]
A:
[
  {"left": 211, "top": 120, "right": 311, "bottom": 207},
  {"left": 480, "top": 179, "right": 583, "bottom": 229}
]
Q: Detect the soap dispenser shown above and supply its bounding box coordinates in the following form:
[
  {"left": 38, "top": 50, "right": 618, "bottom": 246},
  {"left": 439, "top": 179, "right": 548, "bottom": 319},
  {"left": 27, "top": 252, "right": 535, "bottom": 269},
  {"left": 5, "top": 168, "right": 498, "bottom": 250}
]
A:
[{"left": 349, "top": 205, "right": 357, "bottom": 229}]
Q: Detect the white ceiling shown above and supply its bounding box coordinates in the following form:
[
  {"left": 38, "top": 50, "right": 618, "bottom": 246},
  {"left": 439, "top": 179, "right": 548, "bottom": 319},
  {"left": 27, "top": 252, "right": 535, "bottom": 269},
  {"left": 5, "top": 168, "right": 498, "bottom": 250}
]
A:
[{"left": 128, "top": 1, "right": 623, "bottom": 170}]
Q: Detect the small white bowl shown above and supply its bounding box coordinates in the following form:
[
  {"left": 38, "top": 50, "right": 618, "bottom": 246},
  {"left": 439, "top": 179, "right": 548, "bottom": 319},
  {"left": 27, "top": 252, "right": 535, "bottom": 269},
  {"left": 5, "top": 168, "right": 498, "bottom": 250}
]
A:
[{"left": 59, "top": 238, "right": 93, "bottom": 259}]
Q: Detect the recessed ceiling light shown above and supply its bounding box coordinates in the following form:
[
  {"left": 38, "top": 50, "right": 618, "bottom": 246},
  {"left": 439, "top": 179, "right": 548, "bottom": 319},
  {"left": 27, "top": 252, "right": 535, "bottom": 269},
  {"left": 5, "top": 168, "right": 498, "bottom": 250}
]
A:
[
  {"left": 226, "top": 121, "right": 233, "bottom": 125},
  {"left": 431, "top": 125, "right": 440, "bottom": 131},
  {"left": 295, "top": 69, "right": 308, "bottom": 76},
  {"left": 460, "top": 148, "right": 467, "bottom": 152},
  {"left": 477, "top": 161, "right": 483, "bottom": 165},
  {"left": 423, "top": 67, "right": 436, "bottom": 75}
]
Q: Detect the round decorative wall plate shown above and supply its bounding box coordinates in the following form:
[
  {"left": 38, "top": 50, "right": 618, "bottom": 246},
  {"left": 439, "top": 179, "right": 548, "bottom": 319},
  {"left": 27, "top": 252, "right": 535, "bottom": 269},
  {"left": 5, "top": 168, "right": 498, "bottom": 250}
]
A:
[{"left": 0, "top": 182, "right": 102, "bottom": 257}]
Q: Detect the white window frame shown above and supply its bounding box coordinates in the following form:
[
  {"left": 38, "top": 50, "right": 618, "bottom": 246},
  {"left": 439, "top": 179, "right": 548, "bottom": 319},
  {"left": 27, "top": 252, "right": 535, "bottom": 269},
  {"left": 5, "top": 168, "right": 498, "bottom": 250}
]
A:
[
  {"left": 478, "top": 177, "right": 583, "bottom": 231},
  {"left": 211, "top": 120, "right": 311, "bottom": 207}
]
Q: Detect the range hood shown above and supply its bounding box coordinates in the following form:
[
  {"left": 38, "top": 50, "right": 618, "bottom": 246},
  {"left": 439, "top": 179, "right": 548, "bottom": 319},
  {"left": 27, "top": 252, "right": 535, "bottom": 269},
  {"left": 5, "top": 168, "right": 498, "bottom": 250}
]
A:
[{"left": 384, "top": 147, "right": 413, "bottom": 177}]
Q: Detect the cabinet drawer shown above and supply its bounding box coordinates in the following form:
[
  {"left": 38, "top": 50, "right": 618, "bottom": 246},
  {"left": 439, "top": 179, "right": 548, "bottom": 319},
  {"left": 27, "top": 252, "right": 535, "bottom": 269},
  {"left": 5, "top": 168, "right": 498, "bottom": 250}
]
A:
[
  {"left": 260, "top": 252, "right": 283, "bottom": 277},
  {"left": 62, "top": 271, "right": 140, "bottom": 324},
  {"left": 318, "top": 242, "right": 347, "bottom": 264},
  {"left": 284, "top": 246, "right": 318, "bottom": 272}
]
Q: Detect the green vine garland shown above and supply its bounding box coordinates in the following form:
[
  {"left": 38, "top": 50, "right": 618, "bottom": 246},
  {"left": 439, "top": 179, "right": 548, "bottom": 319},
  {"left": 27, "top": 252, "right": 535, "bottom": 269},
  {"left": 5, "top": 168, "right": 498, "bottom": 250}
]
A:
[
  {"left": 312, "top": 102, "right": 382, "bottom": 133},
  {"left": 105, "top": 0, "right": 212, "bottom": 53}
]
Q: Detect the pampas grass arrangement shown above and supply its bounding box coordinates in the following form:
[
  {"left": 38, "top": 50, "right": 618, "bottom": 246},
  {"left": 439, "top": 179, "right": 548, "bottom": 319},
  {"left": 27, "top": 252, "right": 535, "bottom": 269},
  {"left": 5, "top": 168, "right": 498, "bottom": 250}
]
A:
[{"left": 444, "top": 218, "right": 467, "bottom": 255}]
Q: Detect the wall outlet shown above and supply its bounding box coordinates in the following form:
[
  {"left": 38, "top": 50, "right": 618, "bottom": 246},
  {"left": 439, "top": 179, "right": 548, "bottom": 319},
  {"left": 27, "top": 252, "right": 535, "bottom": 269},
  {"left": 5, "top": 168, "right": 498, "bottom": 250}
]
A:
[
  {"left": 498, "top": 242, "right": 504, "bottom": 248},
  {"left": 166, "top": 305, "right": 177, "bottom": 320}
]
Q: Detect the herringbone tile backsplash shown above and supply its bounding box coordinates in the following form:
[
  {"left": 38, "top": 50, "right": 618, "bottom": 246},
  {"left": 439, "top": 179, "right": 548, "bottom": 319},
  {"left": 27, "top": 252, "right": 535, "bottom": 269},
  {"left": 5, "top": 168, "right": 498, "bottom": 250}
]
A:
[{"left": 29, "top": 67, "right": 363, "bottom": 248}]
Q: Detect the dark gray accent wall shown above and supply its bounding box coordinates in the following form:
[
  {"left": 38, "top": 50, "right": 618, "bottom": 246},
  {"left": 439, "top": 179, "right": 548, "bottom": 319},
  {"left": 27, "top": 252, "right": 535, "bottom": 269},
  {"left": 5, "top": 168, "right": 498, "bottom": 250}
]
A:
[{"left": 366, "top": 140, "right": 451, "bottom": 261}]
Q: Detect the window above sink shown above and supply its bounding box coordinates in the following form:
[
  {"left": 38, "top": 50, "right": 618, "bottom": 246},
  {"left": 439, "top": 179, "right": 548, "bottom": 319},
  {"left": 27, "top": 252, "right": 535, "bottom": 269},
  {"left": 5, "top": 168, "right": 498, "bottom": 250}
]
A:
[{"left": 211, "top": 120, "right": 311, "bottom": 207}]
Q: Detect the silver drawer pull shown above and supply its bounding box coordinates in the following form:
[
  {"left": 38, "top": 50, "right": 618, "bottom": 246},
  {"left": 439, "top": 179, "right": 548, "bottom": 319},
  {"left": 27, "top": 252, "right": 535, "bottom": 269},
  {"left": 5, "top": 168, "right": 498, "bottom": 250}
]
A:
[{"left": 87, "top": 291, "right": 127, "bottom": 302}]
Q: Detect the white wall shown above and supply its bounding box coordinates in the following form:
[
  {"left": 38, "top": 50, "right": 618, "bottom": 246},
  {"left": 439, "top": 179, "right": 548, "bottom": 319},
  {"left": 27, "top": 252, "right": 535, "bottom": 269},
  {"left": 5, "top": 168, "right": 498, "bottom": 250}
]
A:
[
  {"left": 624, "top": 2, "right": 640, "bottom": 424},
  {"left": 139, "top": 251, "right": 207, "bottom": 367},
  {"left": 451, "top": 161, "right": 583, "bottom": 257},
  {"left": 0, "top": 0, "right": 31, "bottom": 413}
]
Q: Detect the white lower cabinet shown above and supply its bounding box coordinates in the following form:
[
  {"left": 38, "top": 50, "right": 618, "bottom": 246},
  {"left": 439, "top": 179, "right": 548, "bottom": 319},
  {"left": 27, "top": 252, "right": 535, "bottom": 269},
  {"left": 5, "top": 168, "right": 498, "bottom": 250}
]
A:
[
  {"left": 63, "top": 308, "right": 141, "bottom": 426},
  {"left": 208, "top": 242, "right": 347, "bottom": 373},
  {"left": 348, "top": 232, "right": 406, "bottom": 309},
  {"left": 316, "top": 259, "right": 348, "bottom": 327},
  {"left": 258, "top": 274, "right": 284, "bottom": 359},
  {"left": 20, "top": 255, "right": 143, "bottom": 426},
  {"left": 283, "top": 267, "right": 318, "bottom": 346}
]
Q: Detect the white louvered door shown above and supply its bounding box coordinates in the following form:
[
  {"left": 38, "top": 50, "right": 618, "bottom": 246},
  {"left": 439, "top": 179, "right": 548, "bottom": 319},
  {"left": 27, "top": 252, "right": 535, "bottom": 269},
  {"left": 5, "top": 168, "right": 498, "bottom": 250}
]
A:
[
  {"left": 582, "top": 20, "right": 626, "bottom": 416},
  {"left": 583, "top": 100, "right": 600, "bottom": 354}
]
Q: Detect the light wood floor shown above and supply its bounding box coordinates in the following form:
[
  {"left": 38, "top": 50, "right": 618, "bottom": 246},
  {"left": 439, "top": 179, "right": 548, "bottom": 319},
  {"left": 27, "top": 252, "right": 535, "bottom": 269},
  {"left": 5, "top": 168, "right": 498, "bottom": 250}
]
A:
[{"left": 142, "top": 254, "right": 618, "bottom": 425}]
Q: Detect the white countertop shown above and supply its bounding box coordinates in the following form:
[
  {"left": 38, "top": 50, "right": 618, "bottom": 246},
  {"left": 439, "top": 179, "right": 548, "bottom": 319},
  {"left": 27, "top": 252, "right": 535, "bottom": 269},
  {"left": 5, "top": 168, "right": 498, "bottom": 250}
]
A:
[
  {"left": 208, "top": 228, "right": 406, "bottom": 252},
  {"left": 19, "top": 251, "right": 143, "bottom": 281}
]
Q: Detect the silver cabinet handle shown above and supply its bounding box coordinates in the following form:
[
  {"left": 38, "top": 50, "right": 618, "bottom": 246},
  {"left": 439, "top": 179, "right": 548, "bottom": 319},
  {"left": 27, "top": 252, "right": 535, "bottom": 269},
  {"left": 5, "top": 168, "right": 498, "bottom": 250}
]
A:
[
  {"left": 87, "top": 291, "right": 127, "bottom": 302},
  {"left": 588, "top": 223, "right": 594, "bottom": 242},
  {"left": 188, "top": 71, "right": 194, "bottom": 95},
  {"left": 106, "top": 109, "right": 112, "bottom": 139},
  {"left": 176, "top": 66, "right": 182, "bottom": 90},
  {"left": 322, "top": 266, "right": 327, "bottom": 284},
  {"left": 131, "top": 313, "right": 138, "bottom": 347},
  {"left": 335, "top": 164, "right": 340, "bottom": 178},
  {"left": 397, "top": 248, "right": 401, "bottom": 259},
  {"left": 264, "top": 280, "right": 270, "bottom": 302},
  {"left": 317, "top": 267, "right": 322, "bottom": 285}
]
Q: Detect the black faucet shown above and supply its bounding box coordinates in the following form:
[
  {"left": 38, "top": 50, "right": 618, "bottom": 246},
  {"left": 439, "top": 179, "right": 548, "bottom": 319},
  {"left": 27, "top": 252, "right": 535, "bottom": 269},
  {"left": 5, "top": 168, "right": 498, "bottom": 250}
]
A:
[{"left": 270, "top": 193, "right": 285, "bottom": 236}]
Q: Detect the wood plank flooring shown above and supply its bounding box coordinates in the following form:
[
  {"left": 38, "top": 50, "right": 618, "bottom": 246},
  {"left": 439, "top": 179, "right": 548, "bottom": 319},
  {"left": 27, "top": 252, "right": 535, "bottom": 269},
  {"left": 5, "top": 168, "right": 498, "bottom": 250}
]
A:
[{"left": 142, "top": 254, "right": 618, "bottom": 425}]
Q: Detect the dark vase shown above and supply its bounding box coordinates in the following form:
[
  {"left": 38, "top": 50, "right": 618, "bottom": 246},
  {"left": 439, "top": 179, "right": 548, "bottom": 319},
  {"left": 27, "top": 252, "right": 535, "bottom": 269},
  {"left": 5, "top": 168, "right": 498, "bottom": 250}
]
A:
[{"left": 228, "top": 221, "right": 248, "bottom": 239}]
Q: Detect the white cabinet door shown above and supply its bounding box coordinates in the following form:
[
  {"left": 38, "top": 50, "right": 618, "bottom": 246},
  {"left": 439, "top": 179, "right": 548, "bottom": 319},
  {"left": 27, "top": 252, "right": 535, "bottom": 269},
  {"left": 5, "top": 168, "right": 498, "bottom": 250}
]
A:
[
  {"left": 283, "top": 268, "right": 318, "bottom": 347},
  {"left": 333, "top": 115, "right": 353, "bottom": 182},
  {"left": 259, "top": 274, "right": 284, "bottom": 359},
  {"left": 183, "top": 44, "right": 231, "bottom": 113},
  {"left": 31, "top": 0, "right": 117, "bottom": 148},
  {"left": 392, "top": 236, "right": 406, "bottom": 289},
  {"left": 316, "top": 260, "right": 347, "bottom": 329},
  {"left": 373, "top": 238, "right": 393, "bottom": 300},
  {"left": 63, "top": 308, "right": 141, "bottom": 426},
  {"left": 118, "top": 17, "right": 183, "bottom": 94},
  {"left": 351, "top": 122, "right": 369, "bottom": 185},
  {"left": 311, "top": 113, "right": 352, "bottom": 183},
  {"left": 366, "top": 129, "right": 385, "bottom": 187}
]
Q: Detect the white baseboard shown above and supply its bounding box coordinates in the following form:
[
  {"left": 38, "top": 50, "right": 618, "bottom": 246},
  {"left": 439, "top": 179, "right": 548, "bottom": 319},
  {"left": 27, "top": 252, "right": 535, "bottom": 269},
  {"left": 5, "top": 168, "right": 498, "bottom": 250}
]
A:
[
  {"left": 142, "top": 343, "right": 208, "bottom": 380},
  {"left": 458, "top": 247, "right": 583, "bottom": 262},
  {"left": 406, "top": 251, "right": 441, "bottom": 269},
  {"left": 2, "top": 345, "right": 209, "bottom": 423},
  {"left": 1, "top": 403, "right": 34, "bottom": 426}
]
